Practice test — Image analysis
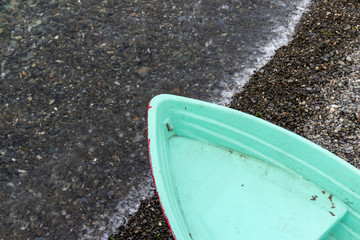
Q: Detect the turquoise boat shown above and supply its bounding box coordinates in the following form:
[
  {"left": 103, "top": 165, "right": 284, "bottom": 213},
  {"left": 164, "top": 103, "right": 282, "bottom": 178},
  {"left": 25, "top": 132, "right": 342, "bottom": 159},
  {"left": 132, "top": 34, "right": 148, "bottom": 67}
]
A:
[{"left": 147, "top": 94, "right": 360, "bottom": 240}]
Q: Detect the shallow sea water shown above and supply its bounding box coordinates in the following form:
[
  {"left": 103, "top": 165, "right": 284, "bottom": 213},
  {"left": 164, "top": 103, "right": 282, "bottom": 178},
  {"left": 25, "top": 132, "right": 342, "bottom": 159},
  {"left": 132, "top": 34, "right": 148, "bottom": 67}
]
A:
[{"left": 0, "top": 0, "right": 309, "bottom": 239}]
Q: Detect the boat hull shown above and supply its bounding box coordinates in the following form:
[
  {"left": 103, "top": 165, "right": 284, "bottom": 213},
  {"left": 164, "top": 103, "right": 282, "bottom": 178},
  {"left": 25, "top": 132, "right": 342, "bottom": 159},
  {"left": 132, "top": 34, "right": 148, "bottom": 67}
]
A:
[{"left": 147, "top": 94, "right": 360, "bottom": 240}]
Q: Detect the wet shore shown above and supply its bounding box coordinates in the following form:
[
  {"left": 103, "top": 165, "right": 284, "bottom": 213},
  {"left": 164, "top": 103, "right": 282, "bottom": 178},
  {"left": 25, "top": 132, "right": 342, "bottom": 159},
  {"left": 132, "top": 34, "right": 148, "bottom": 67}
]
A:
[
  {"left": 112, "top": 0, "right": 360, "bottom": 239},
  {"left": 0, "top": 0, "right": 308, "bottom": 238}
]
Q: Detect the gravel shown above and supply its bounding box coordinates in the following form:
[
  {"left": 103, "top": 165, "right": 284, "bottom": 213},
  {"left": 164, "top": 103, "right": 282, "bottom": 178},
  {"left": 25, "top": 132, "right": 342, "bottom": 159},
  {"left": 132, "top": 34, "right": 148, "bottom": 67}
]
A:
[{"left": 0, "top": 0, "right": 309, "bottom": 238}]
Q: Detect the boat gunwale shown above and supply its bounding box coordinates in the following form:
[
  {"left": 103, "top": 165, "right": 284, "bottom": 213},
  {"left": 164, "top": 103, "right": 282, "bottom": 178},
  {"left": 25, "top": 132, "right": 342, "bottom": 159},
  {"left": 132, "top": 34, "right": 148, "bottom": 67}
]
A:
[{"left": 147, "top": 94, "right": 360, "bottom": 239}]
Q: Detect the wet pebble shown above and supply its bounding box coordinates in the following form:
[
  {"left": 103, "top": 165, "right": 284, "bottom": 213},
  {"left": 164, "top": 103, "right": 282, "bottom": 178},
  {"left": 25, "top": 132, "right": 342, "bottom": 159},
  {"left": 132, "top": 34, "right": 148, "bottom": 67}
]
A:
[
  {"left": 104, "top": 97, "right": 113, "bottom": 105},
  {"left": 136, "top": 67, "right": 150, "bottom": 78},
  {"left": 177, "top": 16, "right": 186, "bottom": 22},
  {"left": 107, "top": 190, "right": 114, "bottom": 197},
  {"left": 4, "top": 47, "right": 15, "bottom": 56}
]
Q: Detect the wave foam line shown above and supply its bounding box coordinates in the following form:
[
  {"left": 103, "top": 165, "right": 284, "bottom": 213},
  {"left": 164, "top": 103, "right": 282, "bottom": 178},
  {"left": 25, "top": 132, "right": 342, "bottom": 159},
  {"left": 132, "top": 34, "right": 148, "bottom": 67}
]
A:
[
  {"left": 220, "top": 0, "right": 311, "bottom": 104},
  {"left": 81, "top": 171, "right": 155, "bottom": 240}
]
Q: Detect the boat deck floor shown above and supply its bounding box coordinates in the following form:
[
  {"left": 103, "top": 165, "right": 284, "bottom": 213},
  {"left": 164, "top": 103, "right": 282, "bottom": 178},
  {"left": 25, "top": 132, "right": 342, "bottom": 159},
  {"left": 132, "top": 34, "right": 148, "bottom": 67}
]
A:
[{"left": 169, "top": 136, "right": 347, "bottom": 239}]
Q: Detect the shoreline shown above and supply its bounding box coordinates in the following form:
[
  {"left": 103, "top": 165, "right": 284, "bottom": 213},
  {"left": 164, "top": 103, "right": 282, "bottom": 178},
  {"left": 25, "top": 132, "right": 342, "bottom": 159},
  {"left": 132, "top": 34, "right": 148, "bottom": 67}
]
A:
[
  {"left": 111, "top": 0, "right": 360, "bottom": 238},
  {"left": 0, "top": 1, "right": 309, "bottom": 238},
  {"left": 230, "top": 0, "right": 360, "bottom": 167}
]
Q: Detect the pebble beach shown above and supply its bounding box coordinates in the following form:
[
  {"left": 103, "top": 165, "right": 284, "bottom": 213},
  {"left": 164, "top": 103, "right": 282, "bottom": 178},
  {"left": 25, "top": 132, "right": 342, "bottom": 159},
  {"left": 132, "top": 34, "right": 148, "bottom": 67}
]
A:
[
  {"left": 113, "top": 0, "right": 360, "bottom": 239},
  {"left": 0, "top": 0, "right": 309, "bottom": 238},
  {"left": 0, "top": 0, "right": 359, "bottom": 239}
]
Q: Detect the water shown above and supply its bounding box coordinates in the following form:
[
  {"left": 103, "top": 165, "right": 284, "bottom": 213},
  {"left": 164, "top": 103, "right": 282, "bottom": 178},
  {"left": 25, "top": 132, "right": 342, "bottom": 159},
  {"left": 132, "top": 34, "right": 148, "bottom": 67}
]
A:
[{"left": 0, "top": 0, "right": 309, "bottom": 239}]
